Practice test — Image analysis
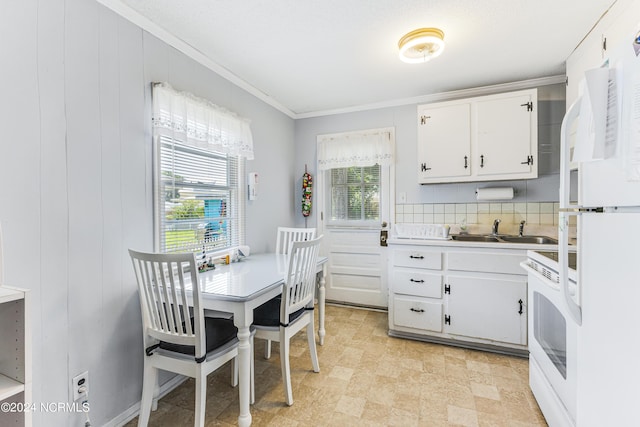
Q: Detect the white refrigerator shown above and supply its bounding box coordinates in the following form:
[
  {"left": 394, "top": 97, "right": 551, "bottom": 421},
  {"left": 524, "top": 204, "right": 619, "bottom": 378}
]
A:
[{"left": 559, "top": 24, "right": 640, "bottom": 427}]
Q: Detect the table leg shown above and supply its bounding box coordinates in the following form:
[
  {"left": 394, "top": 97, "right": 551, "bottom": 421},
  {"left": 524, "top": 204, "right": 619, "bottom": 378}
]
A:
[
  {"left": 318, "top": 264, "right": 326, "bottom": 345},
  {"left": 236, "top": 325, "right": 252, "bottom": 427}
]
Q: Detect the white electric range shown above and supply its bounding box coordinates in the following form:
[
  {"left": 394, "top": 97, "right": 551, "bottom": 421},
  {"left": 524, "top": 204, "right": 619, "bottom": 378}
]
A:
[{"left": 521, "top": 249, "right": 578, "bottom": 426}]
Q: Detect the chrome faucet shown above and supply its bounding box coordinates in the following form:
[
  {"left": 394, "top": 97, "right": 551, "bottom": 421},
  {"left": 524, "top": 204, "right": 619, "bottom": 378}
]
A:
[
  {"left": 519, "top": 220, "right": 526, "bottom": 237},
  {"left": 492, "top": 219, "right": 501, "bottom": 235}
]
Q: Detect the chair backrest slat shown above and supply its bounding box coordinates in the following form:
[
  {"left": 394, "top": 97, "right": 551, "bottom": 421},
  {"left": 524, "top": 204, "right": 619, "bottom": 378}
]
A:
[
  {"left": 175, "top": 264, "right": 193, "bottom": 336},
  {"left": 157, "top": 261, "right": 177, "bottom": 333},
  {"left": 129, "top": 250, "right": 206, "bottom": 357},
  {"left": 276, "top": 227, "right": 316, "bottom": 255},
  {"left": 281, "top": 236, "right": 322, "bottom": 322}
]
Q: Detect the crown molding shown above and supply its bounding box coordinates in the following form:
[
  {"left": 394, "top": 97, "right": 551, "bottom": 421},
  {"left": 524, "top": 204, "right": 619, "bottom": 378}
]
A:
[
  {"left": 295, "top": 75, "right": 566, "bottom": 119},
  {"left": 95, "top": 2, "right": 565, "bottom": 121},
  {"left": 95, "top": 0, "right": 297, "bottom": 119}
]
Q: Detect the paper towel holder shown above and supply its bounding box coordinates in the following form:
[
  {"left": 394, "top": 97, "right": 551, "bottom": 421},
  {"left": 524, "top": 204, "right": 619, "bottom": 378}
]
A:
[{"left": 475, "top": 187, "right": 515, "bottom": 201}]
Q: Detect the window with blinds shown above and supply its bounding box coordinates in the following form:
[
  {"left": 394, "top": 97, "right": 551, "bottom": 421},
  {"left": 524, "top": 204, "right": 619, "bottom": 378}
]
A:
[
  {"left": 329, "top": 165, "right": 380, "bottom": 223},
  {"left": 155, "top": 135, "right": 244, "bottom": 254}
]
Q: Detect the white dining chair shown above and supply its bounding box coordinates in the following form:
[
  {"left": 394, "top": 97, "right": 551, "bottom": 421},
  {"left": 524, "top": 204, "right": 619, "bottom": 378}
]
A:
[
  {"left": 275, "top": 227, "right": 316, "bottom": 255},
  {"left": 265, "top": 227, "right": 317, "bottom": 359},
  {"left": 129, "top": 249, "right": 240, "bottom": 427},
  {"left": 252, "top": 236, "right": 322, "bottom": 406}
]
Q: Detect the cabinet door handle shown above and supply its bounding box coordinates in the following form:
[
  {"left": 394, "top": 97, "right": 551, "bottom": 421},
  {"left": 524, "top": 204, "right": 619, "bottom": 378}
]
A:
[
  {"left": 410, "top": 308, "right": 425, "bottom": 313},
  {"left": 480, "top": 154, "right": 485, "bottom": 168},
  {"left": 518, "top": 299, "right": 524, "bottom": 315},
  {"left": 409, "top": 255, "right": 424, "bottom": 259},
  {"left": 410, "top": 278, "right": 425, "bottom": 283},
  {"left": 464, "top": 155, "right": 468, "bottom": 169}
]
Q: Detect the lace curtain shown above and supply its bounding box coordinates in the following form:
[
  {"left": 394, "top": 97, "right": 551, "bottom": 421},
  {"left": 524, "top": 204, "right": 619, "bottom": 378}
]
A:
[
  {"left": 152, "top": 82, "right": 254, "bottom": 159},
  {"left": 317, "top": 129, "right": 394, "bottom": 170}
]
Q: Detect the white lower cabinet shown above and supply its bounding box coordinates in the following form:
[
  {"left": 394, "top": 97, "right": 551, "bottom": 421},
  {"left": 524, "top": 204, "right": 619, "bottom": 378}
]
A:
[
  {"left": 388, "top": 243, "right": 528, "bottom": 354},
  {"left": 446, "top": 274, "right": 527, "bottom": 345},
  {"left": 393, "top": 296, "right": 443, "bottom": 332}
]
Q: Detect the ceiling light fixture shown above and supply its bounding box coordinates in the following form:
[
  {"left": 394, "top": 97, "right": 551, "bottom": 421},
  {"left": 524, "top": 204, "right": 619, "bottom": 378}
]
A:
[{"left": 398, "top": 27, "right": 445, "bottom": 64}]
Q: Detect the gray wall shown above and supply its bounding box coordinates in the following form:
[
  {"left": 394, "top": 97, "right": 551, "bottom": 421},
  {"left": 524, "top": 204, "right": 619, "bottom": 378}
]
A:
[
  {"left": 294, "top": 84, "right": 566, "bottom": 227},
  {"left": 0, "top": 1, "right": 295, "bottom": 425},
  {"left": 0, "top": 1, "right": 567, "bottom": 424}
]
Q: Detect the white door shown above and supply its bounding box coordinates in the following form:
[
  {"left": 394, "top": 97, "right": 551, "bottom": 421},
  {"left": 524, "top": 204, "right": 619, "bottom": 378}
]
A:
[{"left": 317, "top": 134, "right": 394, "bottom": 309}]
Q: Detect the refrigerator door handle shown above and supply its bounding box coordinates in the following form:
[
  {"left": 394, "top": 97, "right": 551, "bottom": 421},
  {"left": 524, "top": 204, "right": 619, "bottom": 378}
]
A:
[
  {"left": 559, "top": 97, "right": 583, "bottom": 326},
  {"left": 558, "top": 211, "right": 582, "bottom": 326},
  {"left": 559, "top": 97, "right": 581, "bottom": 210}
]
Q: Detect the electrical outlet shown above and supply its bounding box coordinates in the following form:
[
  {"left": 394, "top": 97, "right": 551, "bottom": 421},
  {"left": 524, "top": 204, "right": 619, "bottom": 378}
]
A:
[{"left": 72, "top": 371, "right": 89, "bottom": 401}]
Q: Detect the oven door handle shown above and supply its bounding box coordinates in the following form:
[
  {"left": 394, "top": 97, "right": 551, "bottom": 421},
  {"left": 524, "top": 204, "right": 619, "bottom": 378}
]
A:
[{"left": 520, "top": 261, "right": 561, "bottom": 291}]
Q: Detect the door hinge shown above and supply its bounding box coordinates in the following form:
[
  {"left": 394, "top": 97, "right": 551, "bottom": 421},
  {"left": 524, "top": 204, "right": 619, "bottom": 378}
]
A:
[
  {"left": 444, "top": 284, "right": 451, "bottom": 294},
  {"left": 444, "top": 314, "right": 451, "bottom": 325},
  {"left": 420, "top": 115, "right": 431, "bottom": 125},
  {"left": 420, "top": 163, "right": 431, "bottom": 172},
  {"left": 520, "top": 101, "right": 533, "bottom": 112},
  {"left": 520, "top": 155, "right": 534, "bottom": 165}
]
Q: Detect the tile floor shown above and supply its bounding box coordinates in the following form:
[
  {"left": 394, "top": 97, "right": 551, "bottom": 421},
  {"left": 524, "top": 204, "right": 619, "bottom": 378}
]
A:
[{"left": 125, "top": 304, "right": 547, "bottom": 426}]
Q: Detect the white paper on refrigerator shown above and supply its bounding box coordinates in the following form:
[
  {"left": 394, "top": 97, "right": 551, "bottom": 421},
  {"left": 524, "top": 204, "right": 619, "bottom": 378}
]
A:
[{"left": 573, "top": 67, "right": 611, "bottom": 162}]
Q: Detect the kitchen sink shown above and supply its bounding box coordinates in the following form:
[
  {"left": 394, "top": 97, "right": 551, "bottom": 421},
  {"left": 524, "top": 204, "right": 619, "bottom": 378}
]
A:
[
  {"left": 450, "top": 234, "right": 558, "bottom": 244},
  {"left": 498, "top": 235, "right": 558, "bottom": 244},
  {"left": 451, "top": 234, "right": 501, "bottom": 242}
]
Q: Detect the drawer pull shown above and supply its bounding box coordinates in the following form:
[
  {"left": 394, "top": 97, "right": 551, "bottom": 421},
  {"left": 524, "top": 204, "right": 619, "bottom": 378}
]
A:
[
  {"left": 410, "top": 308, "right": 425, "bottom": 313},
  {"left": 410, "top": 278, "right": 425, "bottom": 283},
  {"left": 409, "top": 255, "right": 424, "bottom": 259}
]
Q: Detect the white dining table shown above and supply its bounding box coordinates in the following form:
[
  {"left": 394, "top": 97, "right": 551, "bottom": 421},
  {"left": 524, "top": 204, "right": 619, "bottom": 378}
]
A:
[{"left": 191, "top": 252, "right": 328, "bottom": 427}]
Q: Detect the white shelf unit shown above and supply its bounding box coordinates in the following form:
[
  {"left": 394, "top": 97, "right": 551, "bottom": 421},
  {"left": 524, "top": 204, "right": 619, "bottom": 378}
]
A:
[{"left": 0, "top": 286, "right": 31, "bottom": 426}]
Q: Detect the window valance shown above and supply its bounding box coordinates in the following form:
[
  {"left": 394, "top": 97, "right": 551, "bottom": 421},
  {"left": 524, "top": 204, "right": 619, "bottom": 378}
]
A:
[
  {"left": 152, "top": 82, "right": 254, "bottom": 159},
  {"left": 317, "top": 129, "right": 394, "bottom": 170}
]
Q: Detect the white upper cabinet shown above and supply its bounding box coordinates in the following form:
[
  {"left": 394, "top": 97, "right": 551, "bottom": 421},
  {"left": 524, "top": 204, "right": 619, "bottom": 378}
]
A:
[
  {"left": 417, "top": 88, "right": 538, "bottom": 184},
  {"left": 475, "top": 90, "right": 538, "bottom": 178},
  {"left": 417, "top": 102, "right": 471, "bottom": 181}
]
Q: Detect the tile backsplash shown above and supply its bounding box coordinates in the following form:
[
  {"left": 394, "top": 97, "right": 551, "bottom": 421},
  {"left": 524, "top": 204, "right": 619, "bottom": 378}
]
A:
[{"left": 395, "top": 202, "right": 567, "bottom": 237}]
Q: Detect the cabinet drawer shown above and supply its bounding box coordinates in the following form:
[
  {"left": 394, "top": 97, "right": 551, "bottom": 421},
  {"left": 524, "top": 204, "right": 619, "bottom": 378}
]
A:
[
  {"left": 393, "top": 249, "right": 442, "bottom": 270},
  {"left": 393, "top": 296, "right": 442, "bottom": 332},
  {"left": 448, "top": 251, "right": 526, "bottom": 275},
  {"left": 392, "top": 270, "right": 442, "bottom": 298}
]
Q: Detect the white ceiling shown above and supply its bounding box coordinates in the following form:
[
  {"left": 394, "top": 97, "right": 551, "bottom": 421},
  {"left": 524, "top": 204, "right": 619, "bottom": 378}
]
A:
[{"left": 104, "top": 0, "right": 615, "bottom": 118}]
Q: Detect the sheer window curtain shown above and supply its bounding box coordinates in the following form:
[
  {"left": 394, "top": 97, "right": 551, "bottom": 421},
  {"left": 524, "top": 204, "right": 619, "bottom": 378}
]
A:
[
  {"left": 317, "top": 129, "right": 394, "bottom": 170},
  {"left": 152, "top": 82, "right": 254, "bottom": 159},
  {"left": 151, "top": 83, "right": 252, "bottom": 254}
]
